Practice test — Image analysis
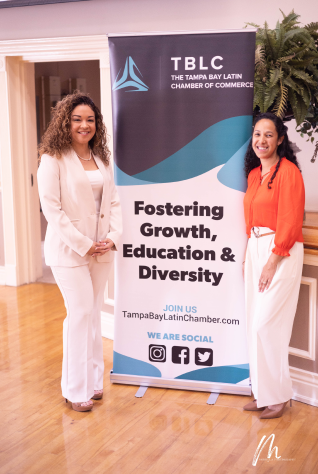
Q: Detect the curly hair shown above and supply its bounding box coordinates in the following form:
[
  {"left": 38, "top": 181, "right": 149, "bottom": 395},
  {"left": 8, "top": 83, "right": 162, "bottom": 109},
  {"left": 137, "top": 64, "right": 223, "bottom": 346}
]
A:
[
  {"left": 244, "top": 112, "right": 300, "bottom": 189},
  {"left": 38, "top": 91, "right": 110, "bottom": 165}
]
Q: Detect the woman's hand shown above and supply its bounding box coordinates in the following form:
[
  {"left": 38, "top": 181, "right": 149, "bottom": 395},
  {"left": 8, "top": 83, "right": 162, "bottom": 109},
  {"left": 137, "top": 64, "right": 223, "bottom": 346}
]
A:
[
  {"left": 89, "top": 238, "right": 115, "bottom": 257},
  {"left": 86, "top": 241, "right": 108, "bottom": 257},
  {"left": 259, "top": 253, "right": 283, "bottom": 292}
]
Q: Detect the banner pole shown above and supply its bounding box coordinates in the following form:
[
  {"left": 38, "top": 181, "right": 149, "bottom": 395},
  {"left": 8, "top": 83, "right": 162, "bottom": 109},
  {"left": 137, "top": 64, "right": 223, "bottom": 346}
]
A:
[{"left": 107, "top": 28, "right": 257, "bottom": 37}]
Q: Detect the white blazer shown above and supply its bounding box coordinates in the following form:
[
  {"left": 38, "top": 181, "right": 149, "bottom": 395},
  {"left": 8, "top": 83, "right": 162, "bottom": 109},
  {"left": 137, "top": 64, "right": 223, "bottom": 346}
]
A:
[{"left": 37, "top": 149, "right": 122, "bottom": 267}]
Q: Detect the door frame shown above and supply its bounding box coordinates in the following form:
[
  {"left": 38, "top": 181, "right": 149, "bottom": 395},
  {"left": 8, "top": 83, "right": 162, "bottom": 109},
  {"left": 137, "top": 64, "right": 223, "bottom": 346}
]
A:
[{"left": 0, "top": 35, "right": 113, "bottom": 287}]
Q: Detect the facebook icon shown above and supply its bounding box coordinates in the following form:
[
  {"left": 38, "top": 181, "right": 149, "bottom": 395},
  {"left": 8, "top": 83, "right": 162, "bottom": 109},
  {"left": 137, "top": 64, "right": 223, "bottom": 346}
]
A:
[{"left": 172, "top": 346, "right": 190, "bottom": 364}]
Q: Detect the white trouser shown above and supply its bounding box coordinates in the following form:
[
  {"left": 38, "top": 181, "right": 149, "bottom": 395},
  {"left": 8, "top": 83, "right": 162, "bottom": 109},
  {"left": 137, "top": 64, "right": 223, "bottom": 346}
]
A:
[
  {"left": 245, "top": 227, "right": 303, "bottom": 408},
  {"left": 51, "top": 258, "right": 113, "bottom": 403}
]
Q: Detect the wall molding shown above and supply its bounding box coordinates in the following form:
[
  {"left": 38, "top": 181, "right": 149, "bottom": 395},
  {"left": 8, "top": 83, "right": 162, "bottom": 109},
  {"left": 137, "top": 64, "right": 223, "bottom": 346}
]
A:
[
  {"left": 0, "top": 37, "right": 111, "bottom": 286},
  {"left": 0, "top": 264, "right": 18, "bottom": 286},
  {"left": 304, "top": 253, "right": 318, "bottom": 267},
  {"left": 105, "top": 298, "right": 115, "bottom": 308},
  {"left": 289, "top": 276, "right": 317, "bottom": 361},
  {"left": 101, "top": 311, "right": 114, "bottom": 340},
  {"left": 0, "top": 56, "right": 6, "bottom": 72},
  {"left": 0, "top": 35, "right": 108, "bottom": 63},
  {"left": 0, "top": 266, "right": 5, "bottom": 285},
  {"left": 291, "top": 366, "right": 318, "bottom": 408}
]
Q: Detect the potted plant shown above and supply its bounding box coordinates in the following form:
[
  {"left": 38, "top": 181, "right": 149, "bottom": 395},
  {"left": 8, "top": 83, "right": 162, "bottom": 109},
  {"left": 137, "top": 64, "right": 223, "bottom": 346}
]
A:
[{"left": 246, "top": 10, "right": 318, "bottom": 161}]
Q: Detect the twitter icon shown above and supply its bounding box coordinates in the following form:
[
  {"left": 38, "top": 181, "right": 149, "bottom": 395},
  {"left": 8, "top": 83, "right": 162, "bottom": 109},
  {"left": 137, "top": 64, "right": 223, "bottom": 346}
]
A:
[{"left": 195, "top": 348, "right": 213, "bottom": 366}]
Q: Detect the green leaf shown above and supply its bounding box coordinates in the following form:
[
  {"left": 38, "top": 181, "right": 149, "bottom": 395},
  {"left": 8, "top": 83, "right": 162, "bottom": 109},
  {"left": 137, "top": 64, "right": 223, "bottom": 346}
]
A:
[
  {"left": 280, "top": 10, "right": 301, "bottom": 29},
  {"left": 293, "top": 94, "right": 309, "bottom": 125},
  {"left": 284, "top": 28, "right": 313, "bottom": 43},
  {"left": 272, "top": 83, "right": 288, "bottom": 118},
  {"left": 252, "top": 9, "right": 318, "bottom": 132},
  {"left": 244, "top": 21, "right": 260, "bottom": 29},
  {"left": 305, "top": 22, "right": 318, "bottom": 32},
  {"left": 284, "top": 75, "right": 301, "bottom": 93},
  {"left": 253, "top": 81, "right": 266, "bottom": 111},
  {"left": 268, "top": 67, "right": 283, "bottom": 87},
  {"left": 264, "top": 22, "right": 277, "bottom": 60},
  {"left": 264, "top": 84, "right": 279, "bottom": 111},
  {"left": 291, "top": 69, "right": 317, "bottom": 86}
]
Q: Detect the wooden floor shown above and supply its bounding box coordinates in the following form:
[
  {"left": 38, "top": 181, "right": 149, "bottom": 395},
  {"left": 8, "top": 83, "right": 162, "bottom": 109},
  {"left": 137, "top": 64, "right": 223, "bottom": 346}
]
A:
[{"left": 1, "top": 284, "right": 318, "bottom": 474}]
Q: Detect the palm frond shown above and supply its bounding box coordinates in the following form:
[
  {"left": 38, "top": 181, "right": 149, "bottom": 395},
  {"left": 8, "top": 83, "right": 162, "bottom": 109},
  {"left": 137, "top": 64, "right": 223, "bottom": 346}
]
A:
[
  {"left": 284, "top": 43, "right": 312, "bottom": 57},
  {"left": 268, "top": 67, "right": 283, "bottom": 87},
  {"left": 253, "top": 81, "right": 265, "bottom": 111},
  {"left": 272, "top": 83, "right": 288, "bottom": 118},
  {"left": 292, "top": 94, "right": 310, "bottom": 125},
  {"left": 248, "top": 8, "right": 318, "bottom": 149},
  {"left": 305, "top": 22, "right": 318, "bottom": 31},
  {"left": 283, "top": 75, "right": 301, "bottom": 93},
  {"left": 275, "top": 21, "right": 285, "bottom": 57},
  {"left": 264, "top": 22, "right": 277, "bottom": 60},
  {"left": 264, "top": 84, "right": 280, "bottom": 111},
  {"left": 291, "top": 69, "right": 317, "bottom": 87},
  {"left": 244, "top": 21, "right": 260, "bottom": 29},
  {"left": 288, "top": 88, "right": 298, "bottom": 111},
  {"left": 255, "top": 45, "right": 267, "bottom": 81},
  {"left": 280, "top": 9, "right": 301, "bottom": 29},
  {"left": 284, "top": 28, "right": 313, "bottom": 44}
]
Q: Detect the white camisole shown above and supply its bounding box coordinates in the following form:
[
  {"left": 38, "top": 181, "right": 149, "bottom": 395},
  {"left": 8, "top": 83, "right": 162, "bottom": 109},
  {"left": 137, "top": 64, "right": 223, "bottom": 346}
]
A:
[{"left": 85, "top": 170, "right": 103, "bottom": 214}]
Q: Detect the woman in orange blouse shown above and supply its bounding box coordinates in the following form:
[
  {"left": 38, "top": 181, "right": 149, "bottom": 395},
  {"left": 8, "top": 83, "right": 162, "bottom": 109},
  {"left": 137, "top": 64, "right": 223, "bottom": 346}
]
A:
[{"left": 243, "top": 112, "right": 305, "bottom": 419}]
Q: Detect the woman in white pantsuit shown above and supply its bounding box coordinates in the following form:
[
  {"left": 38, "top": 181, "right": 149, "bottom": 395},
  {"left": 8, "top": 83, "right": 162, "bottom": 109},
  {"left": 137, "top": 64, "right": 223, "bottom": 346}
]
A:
[
  {"left": 243, "top": 113, "right": 305, "bottom": 419},
  {"left": 37, "top": 92, "right": 122, "bottom": 412}
]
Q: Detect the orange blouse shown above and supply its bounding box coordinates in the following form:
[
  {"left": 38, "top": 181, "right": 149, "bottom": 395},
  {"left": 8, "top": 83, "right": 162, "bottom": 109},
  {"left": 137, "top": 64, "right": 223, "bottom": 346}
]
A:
[{"left": 243, "top": 157, "right": 305, "bottom": 257}]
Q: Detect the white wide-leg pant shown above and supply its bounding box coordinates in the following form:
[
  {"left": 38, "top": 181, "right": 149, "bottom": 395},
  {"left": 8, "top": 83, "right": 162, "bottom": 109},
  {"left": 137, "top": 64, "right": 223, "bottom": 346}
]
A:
[
  {"left": 51, "top": 259, "right": 113, "bottom": 403},
  {"left": 245, "top": 227, "right": 303, "bottom": 408}
]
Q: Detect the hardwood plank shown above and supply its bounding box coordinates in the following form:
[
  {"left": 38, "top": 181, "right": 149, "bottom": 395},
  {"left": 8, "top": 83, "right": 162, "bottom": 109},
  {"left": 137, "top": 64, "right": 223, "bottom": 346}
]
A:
[{"left": 1, "top": 283, "right": 318, "bottom": 474}]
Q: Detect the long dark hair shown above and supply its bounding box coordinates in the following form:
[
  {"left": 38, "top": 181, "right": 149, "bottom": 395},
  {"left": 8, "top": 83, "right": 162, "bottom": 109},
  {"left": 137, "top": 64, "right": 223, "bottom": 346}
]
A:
[{"left": 244, "top": 112, "right": 300, "bottom": 189}]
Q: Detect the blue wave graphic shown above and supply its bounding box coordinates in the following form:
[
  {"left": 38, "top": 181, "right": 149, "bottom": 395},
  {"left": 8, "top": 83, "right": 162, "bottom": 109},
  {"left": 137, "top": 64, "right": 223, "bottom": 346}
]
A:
[
  {"left": 125, "top": 115, "right": 251, "bottom": 185},
  {"left": 113, "top": 351, "right": 162, "bottom": 377},
  {"left": 114, "top": 163, "right": 154, "bottom": 186},
  {"left": 217, "top": 139, "right": 250, "bottom": 192},
  {"left": 175, "top": 364, "right": 249, "bottom": 384}
]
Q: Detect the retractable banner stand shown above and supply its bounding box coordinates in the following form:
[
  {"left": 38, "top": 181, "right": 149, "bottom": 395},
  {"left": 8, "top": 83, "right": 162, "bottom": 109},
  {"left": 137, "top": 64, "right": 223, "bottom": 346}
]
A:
[{"left": 109, "top": 30, "right": 256, "bottom": 395}]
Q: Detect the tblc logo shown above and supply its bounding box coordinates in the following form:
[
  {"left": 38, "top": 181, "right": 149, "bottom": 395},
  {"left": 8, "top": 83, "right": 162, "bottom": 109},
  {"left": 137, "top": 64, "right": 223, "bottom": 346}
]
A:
[{"left": 112, "top": 56, "right": 149, "bottom": 92}]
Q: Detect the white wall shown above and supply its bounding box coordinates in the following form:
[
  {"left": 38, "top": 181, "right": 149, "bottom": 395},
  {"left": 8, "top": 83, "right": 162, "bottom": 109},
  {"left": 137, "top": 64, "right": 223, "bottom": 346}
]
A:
[
  {"left": 0, "top": 0, "right": 317, "bottom": 41},
  {"left": 0, "top": 0, "right": 317, "bottom": 214},
  {"left": 0, "top": 192, "right": 4, "bottom": 266},
  {"left": 0, "top": 0, "right": 317, "bottom": 210},
  {"left": 288, "top": 120, "right": 318, "bottom": 211}
]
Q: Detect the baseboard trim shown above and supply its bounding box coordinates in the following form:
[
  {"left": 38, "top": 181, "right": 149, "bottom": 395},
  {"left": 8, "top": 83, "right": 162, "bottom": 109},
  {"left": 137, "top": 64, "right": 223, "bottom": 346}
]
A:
[
  {"left": 4, "top": 264, "right": 18, "bottom": 286},
  {"left": 0, "top": 265, "right": 5, "bottom": 285},
  {"left": 290, "top": 366, "right": 318, "bottom": 407},
  {"left": 101, "top": 311, "right": 114, "bottom": 340}
]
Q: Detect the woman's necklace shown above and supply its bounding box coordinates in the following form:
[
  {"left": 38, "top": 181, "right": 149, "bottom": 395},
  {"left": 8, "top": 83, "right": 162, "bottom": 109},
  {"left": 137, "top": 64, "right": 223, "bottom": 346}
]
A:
[
  {"left": 260, "top": 170, "right": 271, "bottom": 184},
  {"left": 261, "top": 170, "right": 271, "bottom": 178},
  {"left": 260, "top": 157, "right": 279, "bottom": 183},
  {"left": 75, "top": 148, "right": 92, "bottom": 161}
]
